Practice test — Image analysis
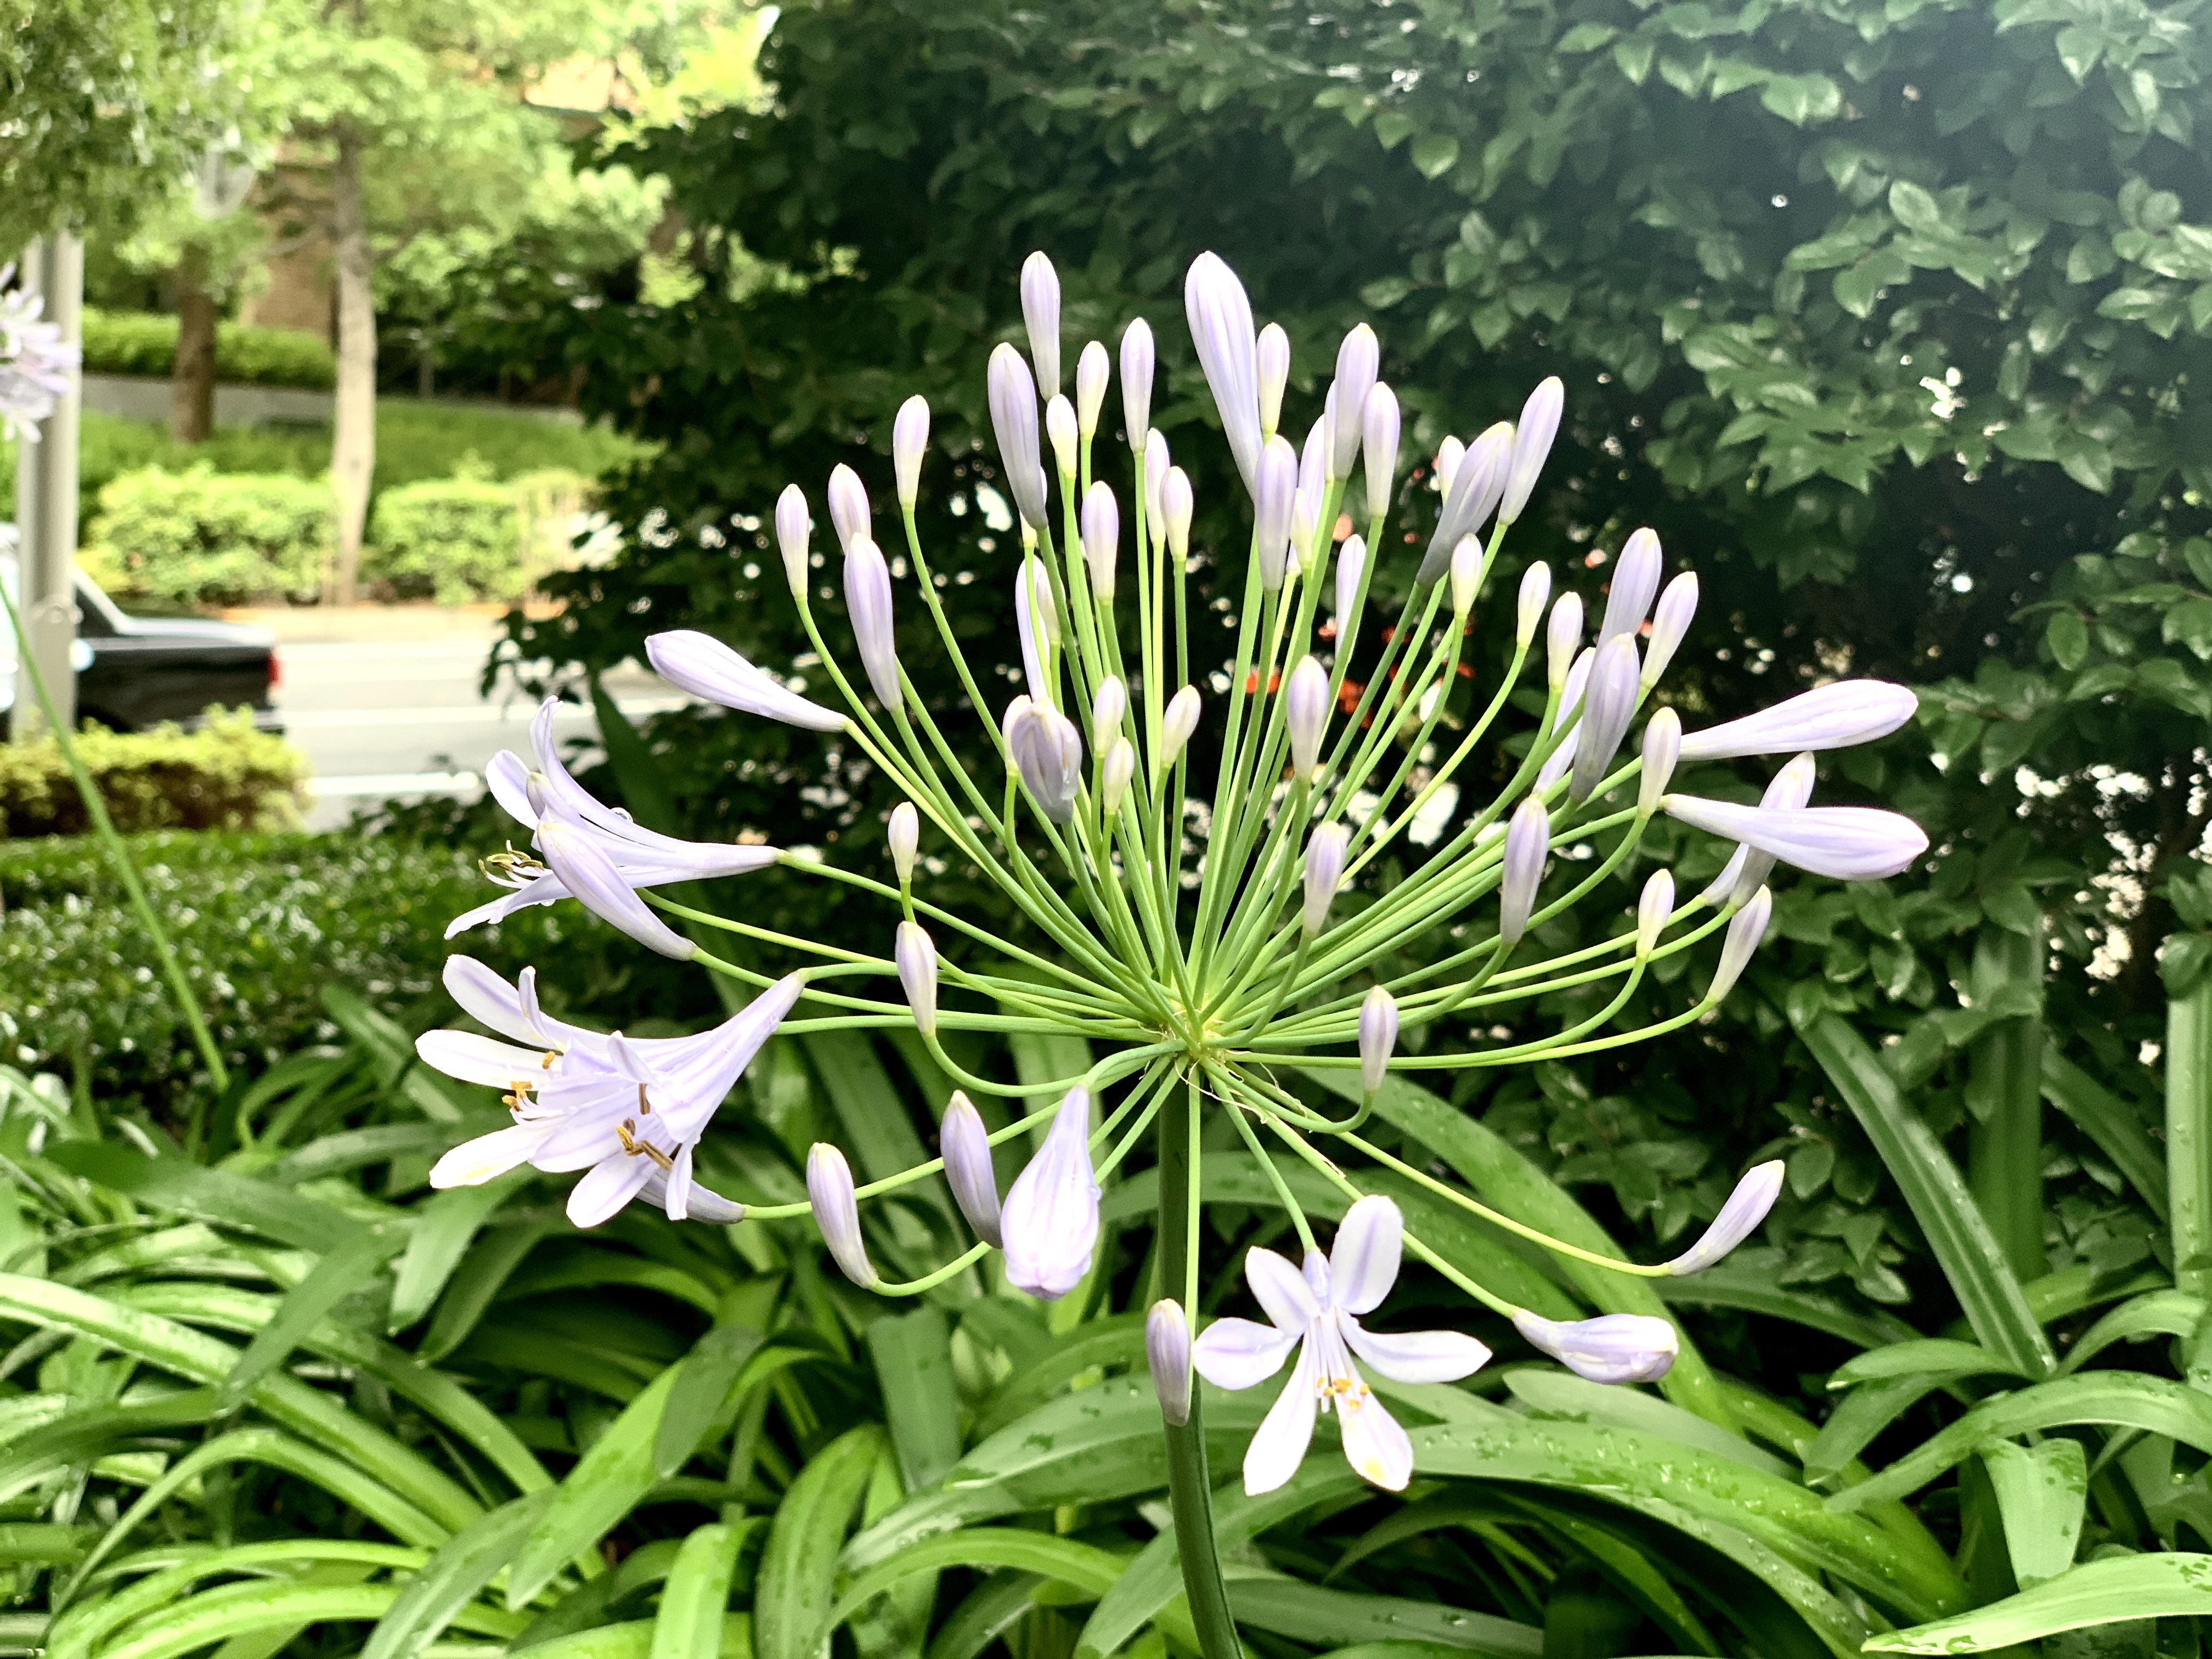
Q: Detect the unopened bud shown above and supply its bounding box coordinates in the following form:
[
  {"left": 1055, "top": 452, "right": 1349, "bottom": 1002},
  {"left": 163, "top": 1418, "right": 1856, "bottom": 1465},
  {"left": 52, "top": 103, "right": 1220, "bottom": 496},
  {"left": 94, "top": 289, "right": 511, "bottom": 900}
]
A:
[
  {"left": 1569, "top": 634, "right": 1642, "bottom": 804},
  {"left": 1359, "top": 986, "right": 1398, "bottom": 1096},
  {"left": 1302, "top": 822, "right": 1349, "bottom": 936},
  {"left": 1449, "top": 535, "right": 1483, "bottom": 619},
  {"left": 1002, "top": 1088, "right": 1100, "bottom": 1300},
  {"left": 1092, "top": 676, "right": 1127, "bottom": 754},
  {"left": 1362, "top": 383, "right": 1400, "bottom": 518},
  {"left": 1666, "top": 1160, "right": 1786, "bottom": 1276},
  {"left": 1006, "top": 698, "right": 1083, "bottom": 822},
  {"left": 893, "top": 397, "right": 929, "bottom": 509},
  {"left": 1546, "top": 592, "right": 1584, "bottom": 690},
  {"left": 1434, "top": 436, "right": 1465, "bottom": 497},
  {"left": 1638, "top": 708, "right": 1681, "bottom": 815},
  {"left": 1047, "top": 394, "right": 1079, "bottom": 479},
  {"left": 1020, "top": 250, "right": 1062, "bottom": 396},
  {"left": 1082, "top": 481, "right": 1119, "bottom": 601},
  {"left": 1120, "top": 319, "right": 1154, "bottom": 453},
  {"left": 1499, "top": 797, "right": 1548, "bottom": 945},
  {"left": 896, "top": 921, "right": 938, "bottom": 1036},
  {"left": 827, "top": 464, "right": 870, "bottom": 555},
  {"left": 1102, "top": 738, "right": 1136, "bottom": 820},
  {"left": 1707, "top": 886, "right": 1773, "bottom": 1003},
  {"left": 1257, "top": 323, "right": 1290, "bottom": 441},
  {"left": 1144, "top": 430, "right": 1171, "bottom": 537},
  {"left": 1513, "top": 1310, "right": 1678, "bottom": 1385},
  {"left": 1256, "top": 435, "right": 1298, "bottom": 590},
  {"left": 1329, "top": 324, "right": 1378, "bottom": 480},
  {"left": 1498, "top": 377, "right": 1564, "bottom": 526},
  {"left": 1285, "top": 656, "right": 1329, "bottom": 777},
  {"left": 1643, "top": 572, "right": 1698, "bottom": 690},
  {"left": 775, "top": 484, "right": 810, "bottom": 596},
  {"left": 941, "top": 1092, "right": 1002, "bottom": 1248},
  {"left": 806, "top": 1144, "right": 876, "bottom": 1289},
  {"left": 1636, "top": 869, "right": 1673, "bottom": 958},
  {"left": 888, "top": 802, "right": 919, "bottom": 885},
  {"left": 1516, "top": 562, "right": 1551, "bottom": 650},
  {"left": 1418, "top": 422, "right": 1510, "bottom": 584},
  {"left": 1161, "top": 469, "right": 1193, "bottom": 561},
  {"left": 1075, "top": 341, "right": 1109, "bottom": 439},
  {"left": 1160, "top": 686, "right": 1201, "bottom": 769},
  {"left": 1599, "top": 528, "right": 1662, "bottom": 645},
  {"left": 844, "top": 538, "right": 900, "bottom": 708},
  {"left": 1335, "top": 535, "right": 1367, "bottom": 624},
  {"left": 1147, "top": 1299, "right": 1192, "bottom": 1425},
  {"left": 987, "top": 343, "right": 1049, "bottom": 532}
]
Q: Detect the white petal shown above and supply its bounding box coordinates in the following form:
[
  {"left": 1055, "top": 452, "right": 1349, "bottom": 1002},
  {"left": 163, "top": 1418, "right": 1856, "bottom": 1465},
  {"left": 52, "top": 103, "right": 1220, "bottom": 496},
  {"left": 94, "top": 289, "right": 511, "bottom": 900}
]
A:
[
  {"left": 1337, "top": 1386, "right": 1413, "bottom": 1492},
  {"left": 1301, "top": 1246, "right": 1330, "bottom": 1305},
  {"left": 528, "top": 1113, "right": 628, "bottom": 1172},
  {"left": 429, "top": 1124, "right": 547, "bottom": 1188},
  {"left": 567, "top": 1155, "right": 654, "bottom": 1227},
  {"left": 1328, "top": 1195, "right": 1403, "bottom": 1316},
  {"left": 1339, "top": 1316, "right": 1492, "bottom": 1383},
  {"left": 441, "top": 956, "right": 603, "bottom": 1054},
  {"left": 1190, "top": 1317, "right": 1301, "bottom": 1390},
  {"left": 484, "top": 749, "right": 538, "bottom": 828},
  {"left": 416, "top": 1030, "right": 548, "bottom": 1089},
  {"left": 444, "top": 879, "right": 563, "bottom": 940},
  {"left": 1245, "top": 1246, "right": 1320, "bottom": 1330},
  {"left": 662, "top": 1142, "right": 695, "bottom": 1221},
  {"left": 537, "top": 820, "right": 698, "bottom": 959},
  {"left": 1242, "top": 1344, "right": 1321, "bottom": 1496},
  {"left": 1675, "top": 680, "right": 1917, "bottom": 762},
  {"left": 1661, "top": 798, "right": 1927, "bottom": 882},
  {"left": 1001, "top": 1089, "right": 1101, "bottom": 1301}
]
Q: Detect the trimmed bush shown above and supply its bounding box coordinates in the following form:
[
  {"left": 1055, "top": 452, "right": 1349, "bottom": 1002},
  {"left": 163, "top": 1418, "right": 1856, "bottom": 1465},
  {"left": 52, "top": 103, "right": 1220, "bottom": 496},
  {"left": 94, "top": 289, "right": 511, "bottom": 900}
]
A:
[
  {"left": 363, "top": 473, "right": 524, "bottom": 603},
  {"left": 87, "top": 465, "right": 332, "bottom": 606},
  {"left": 0, "top": 709, "right": 307, "bottom": 838},
  {"left": 80, "top": 308, "right": 337, "bottom": 390}
]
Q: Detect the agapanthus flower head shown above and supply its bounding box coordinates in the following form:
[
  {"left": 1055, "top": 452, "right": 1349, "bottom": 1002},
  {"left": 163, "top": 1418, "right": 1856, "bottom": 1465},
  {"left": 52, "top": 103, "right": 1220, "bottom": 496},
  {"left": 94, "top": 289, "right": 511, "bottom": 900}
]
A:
[
  {"left": 1076, "top": 341, "right": 1109, "bottom": 439},
  {"left": 1256, "top": 322, "right": 1290, "bottom": 441},
  {"left": 1020, "top": 250, "right": 1062, "bottom": 396}
]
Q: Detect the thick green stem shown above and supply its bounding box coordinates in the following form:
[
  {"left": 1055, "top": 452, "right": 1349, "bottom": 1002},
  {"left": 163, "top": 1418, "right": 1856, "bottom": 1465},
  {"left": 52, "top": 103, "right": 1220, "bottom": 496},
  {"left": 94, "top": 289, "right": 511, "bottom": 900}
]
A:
[
  {"left": 1158, "top": 1081, "right": 1241, "bottom": 1659},
  {"left": 2170, "top": 957, "right": 2212, "bottom": 1300}
]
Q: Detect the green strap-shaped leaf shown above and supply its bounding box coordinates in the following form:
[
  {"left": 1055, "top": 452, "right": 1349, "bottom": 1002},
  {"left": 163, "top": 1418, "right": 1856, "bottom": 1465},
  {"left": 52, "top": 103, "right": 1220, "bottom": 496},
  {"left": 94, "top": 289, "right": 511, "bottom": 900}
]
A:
[
  {"left": 363, "top": 1489, "right": 555, "bottom": 1659},
  {"left": 2042, "top": 1049, "right": 2167, "bottom": 1221},
  {"left": 1793, "top": 1013, "right": 2054, "bottom": 1376},
  {"left": 1829, "top": 1372, "right": 2212, "bottom": 1512},
  {"left": 655, "top": 1324, "right": 767, "bottom": 1479},
  {"left": 1224, "top": 1580, "right": 1540, "bottom": 1658},
  {"left": 215, "top": 1222, "right": 410, "bottom": 1412},
  {"left": 320, "top": 984, "right": 470, "bottom": 1122},
  {"left": 517, "top": 1615, "right": 752, "bottom": 1658},
  {"left": 819, "top": 1529, "right": 1143, "bottom": 1657},
  {"left": 1864, "top": 1553, "right": 2212, "bottom": 1653},
  {"left": 972, "top": 1312, "right": 1145, "bottom": 1441},
  {"left": 1804, "top": 1376, "right": 1953, "bottom": 1483},
  {"left": 2171, "top": 973, "right": 2212, "bottom": 1299},
  {"left": 1656, "top": 1265, "right": 1917, "bottom": 1350},
  {"left": 2057, "top": 1288, "right": 2207, "bottom": 1375},
  {"left": 263, "top": 1122, "right": 459, "bottom": 1186},
  {"left": 417, "top": 1218, "right": 551, "bottom": 1363},
  {"left": 45, "top": 1543, "right": 426, "bottom": 1659},
  {"left": 100, "top": 1579, "right": 524, "bottom": 1659},
  {"left": 1307, "top": 1068, "right": 1731, "bottom": 1423},
  {"left": 0, "top": 1523, "right": 92, "bottom": 1564},
  {"left": 43, "top": 1143, "right": 363, "bottom": 1252},
  {"left": 1980, "top": 1438, "right": 2085, "bottom": 1589},
  {"left": 867, "top": 1308, "right": 962, "bottom": 1493},
  {"left": 651, "top": 1521, "right": 746, "bottom": 1659},
  {"left": 508, "top": 1361, "right": 684, "bottom": 1609},
  {"left": 1503, "top": 1370, "right": 1792, "bottom": 1477},
  {"left": 1830, "top": 1338, "right": 2028, "bottom": 1387},
  {"left": 928, "top": 1571, "right": 1052, "bottom": 1659},
  {"left": 388, "top": 1173, "right": 525, "bottom": 1331},
  {"left": 757, "top": 1425, "right": 883, "bottom": 1659}
]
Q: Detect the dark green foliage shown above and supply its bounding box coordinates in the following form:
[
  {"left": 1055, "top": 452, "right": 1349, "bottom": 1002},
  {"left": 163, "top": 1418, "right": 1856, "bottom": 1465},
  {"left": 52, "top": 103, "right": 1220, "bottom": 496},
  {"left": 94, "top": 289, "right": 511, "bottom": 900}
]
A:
[
  {"left": 80, "top": 307, "right": 339, "bottom": 390},
  {"left": 364, "top": 475, "right": 528, "bottom": 605},
  {"left": 0, "top": 709, "right": 306, "bottom": 839},
  {"left": 86, "top": 467, "right": 334, "bottom": 606}
]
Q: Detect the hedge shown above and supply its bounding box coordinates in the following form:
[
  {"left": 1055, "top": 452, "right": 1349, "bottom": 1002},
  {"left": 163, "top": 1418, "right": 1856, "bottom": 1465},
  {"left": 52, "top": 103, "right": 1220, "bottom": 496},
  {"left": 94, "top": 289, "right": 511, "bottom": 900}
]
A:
[
  {"left": 0, "top": 709, "right": 307, "bottom": 837},
  {"left": 364, "top": 474, "right": 527, "bottom": 603},
  {"left": 80, "top": 307, "right": 337, "bottom": 390},
  {"left": 85, "top": 466, "right": 332, "bottom": 606}
]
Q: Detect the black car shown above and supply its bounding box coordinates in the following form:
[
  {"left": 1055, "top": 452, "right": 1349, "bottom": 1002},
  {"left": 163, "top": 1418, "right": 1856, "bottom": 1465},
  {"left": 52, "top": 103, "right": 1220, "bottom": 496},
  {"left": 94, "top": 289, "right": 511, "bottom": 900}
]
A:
[{"left": 2, "top": 541, "right": 283, "bottom": 735}]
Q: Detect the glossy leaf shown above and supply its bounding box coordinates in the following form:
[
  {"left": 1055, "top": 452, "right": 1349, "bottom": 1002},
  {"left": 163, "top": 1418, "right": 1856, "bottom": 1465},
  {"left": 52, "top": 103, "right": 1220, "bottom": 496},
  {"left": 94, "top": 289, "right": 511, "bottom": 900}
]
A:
[
  {"left": 362, "top": 1489, "right": 555, "bottom": 1659},
  {"left": 508, "top": 1361, "right": 684, "bottom": 1608},
  {"left": 651, "top": 1522, "right": 746, "bottom": 1659},
  {"left": 757, "top": 1425, "right": 883, "bottom": 1659},
  {"left": 1864, "top": 1554, "right": 2212, "bottom": 1652}
]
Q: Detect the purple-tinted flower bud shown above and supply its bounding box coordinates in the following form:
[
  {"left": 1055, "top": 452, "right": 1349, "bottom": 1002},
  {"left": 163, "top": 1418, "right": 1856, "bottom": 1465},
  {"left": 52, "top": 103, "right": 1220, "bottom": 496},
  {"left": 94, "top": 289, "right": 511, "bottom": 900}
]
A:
[
  {"left": 827, "top": 464, "right": 870, "bottom": 555},
  {"left": 1498, "top": 377, "right": 1564, "bottom": 526},
  {"left": 1449, "top": 534, "right": 1483, "bottom": 619},
  {"left": 1636, "top": 869, "right": 1674, "bottom": 958},
  {"left": 1643, "top": 572, "right": 1697, "bottom": 689},
  {"left": 1007, "top": 698, "right": 1084, "bottom": 822},
  {"left": 1546, "top": 592, "right": 1584, "bottom": 690},
  {"left": 1676, "top": 680, "right": 1919, "bottom": 763},
  {"left": 1303, "top": 822, "right": 1349, "bottom": 936},
  {"left": 1335, "top": 535, "right": 1367, "bottom": 624},
  {"left": 1257, "top": 322, "right": 1290, "bottom": 441},
  {"left": 844, "top": 537, "right": 900, "bottom": 708},
  {"left": 1147, "top": 1299, "right": 1193, "bottom": 1425},
  {"left": 1499, "top": 797, "right": 1549, "bottom": 945},
  {"left": 1419, "top": 422, "right": 1511, "bottom": 584},
  {"left": 1120, "top": 318, "right": 1155, "bottom": 453},
  {"left": 1161, "top": 468, "right": 1193, "bottom": 562},
  {"left": 1638, "top": 707, "right": 1681, "bottom": 815},
  {"left": 1082, "top": 481, "right": 1119, "bottom": 601},
  {"left": 889, "top": 802, "right": 919, "bottom": 885},
  {"left": 941, "top": 1091, "right": 1002, "bottom": 1248},
  {"left": 1666, "top": 1160, "right": 1786, "bottom": 1275},
  {"left": 1598, "top": 528, "right": 1662, "bottom": 646},
  {"left": 1703, "top": 754, "right": 1818, "bottom": 904},
  {"left": 1363, "top": 383, "right": 1400, "bottom": 518},
  {"left": 1255, "top": 435, "right": 1298, "bottom": 590},
  {"left": 1359, "top": 986, "right": 1398, "bottom": 1095},
  {"left": 896, "top": 921, "right": 938, "bottom": 1035},
  {"left": 1101, "top": 737, "right": 1136, "bottom": 820},
  {"left": 1020, "top": 250, "right": 1062, "bottom": 397},
  {"left": 776, "top": 484, "right": 811, "bottom": 596},
  {"left": 1513, "top": 1310, "right": 1678, "bottom": 1385},
  {"left": 1707, "top": 885, "right": 1773, "bottom": 1003},
  {"left": 647, "top": 630, "right": 845, "bottom": 732},
  {"left": 1185, "top": 252, "right": 1262, "bottom": 492},
  {"left": 1160, "top": 686, "right": 1201, "bottom": 769},
  {"left": 987, "top": 343, "right": 1051, "bottom": 532},
  {"left": 1285, "top": 655, "right": 1329, "bottom": 777},
  {"left": 1002, "top": 1087, "right": 1100, "bottom": 1300},
  {"left": 1329, "top": 324, "right": 1378, "bottom": 480},
  {"left": 1047, "top": 394, "right": 1079, "bottom": 481},
  {"left": 1076, "top": 341, "right": 1109, "bottom": 439},
  {"left": 1517, "top": 562, "right": 1551, "bottom": 650},
  {"left": 1570, "top": 634, "right": 1641, "bottom": 804},
  {"left": 893, "top": 397, "right": 929, "bottom": 509},
  {"left": 1663, "top": 794, "right": 1928, "bottom": 883},
  {"left": 807, "top": 1143, "right": 877, "bottom": 1289}
]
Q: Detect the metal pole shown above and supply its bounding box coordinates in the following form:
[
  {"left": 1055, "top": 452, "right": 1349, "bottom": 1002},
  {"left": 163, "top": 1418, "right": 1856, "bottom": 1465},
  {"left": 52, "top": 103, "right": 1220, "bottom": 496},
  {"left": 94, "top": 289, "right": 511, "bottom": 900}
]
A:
[{"left": 10, "top": 232, "right": 83, "bottom": 742}]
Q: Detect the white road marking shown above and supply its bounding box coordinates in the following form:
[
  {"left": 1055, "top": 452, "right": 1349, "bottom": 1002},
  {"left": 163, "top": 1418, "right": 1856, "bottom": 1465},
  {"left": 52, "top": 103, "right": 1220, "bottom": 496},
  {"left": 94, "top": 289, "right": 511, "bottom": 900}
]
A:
[
  {"left": 306, "top": 771, "right": 485, "bottom": 798},
  {"left": 280, "top": 695, "right": 690, "bottom": 730}
]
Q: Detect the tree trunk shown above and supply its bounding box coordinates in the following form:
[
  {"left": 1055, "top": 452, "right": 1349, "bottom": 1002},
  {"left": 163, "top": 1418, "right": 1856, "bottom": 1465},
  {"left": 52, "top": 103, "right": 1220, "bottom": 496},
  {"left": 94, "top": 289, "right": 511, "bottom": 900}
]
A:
[
  {"left": 170, "top": 241, "right": 218, "bottom": 444},
  {"left": 329, "top": 126, "right": 376, "bottom": 605}
]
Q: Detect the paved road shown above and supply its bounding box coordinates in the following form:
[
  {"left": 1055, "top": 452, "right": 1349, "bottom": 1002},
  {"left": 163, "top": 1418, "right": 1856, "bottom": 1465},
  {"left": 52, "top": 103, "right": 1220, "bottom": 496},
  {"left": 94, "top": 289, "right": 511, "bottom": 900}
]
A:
[{"left": 259, "top": 610, "right": 684, "bottom": 830}]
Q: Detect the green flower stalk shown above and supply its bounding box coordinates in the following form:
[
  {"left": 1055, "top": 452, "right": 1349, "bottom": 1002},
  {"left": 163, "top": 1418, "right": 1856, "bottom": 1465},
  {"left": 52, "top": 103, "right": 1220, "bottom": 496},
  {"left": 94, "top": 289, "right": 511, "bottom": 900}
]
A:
[{"left": 421, "top": 249, "right": 1931, "bottom": 1643}]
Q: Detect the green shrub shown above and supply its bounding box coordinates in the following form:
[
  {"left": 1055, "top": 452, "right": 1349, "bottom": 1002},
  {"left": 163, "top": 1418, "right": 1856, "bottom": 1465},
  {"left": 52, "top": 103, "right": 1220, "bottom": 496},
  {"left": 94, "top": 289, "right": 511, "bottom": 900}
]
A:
[
  {"left": 363, "top": 473, "right": 524, "bottom": 603},
  {"left": 0, "top": 709, "right": 307, "bottom": 837},
  {"left": 86, "top": 465, "right": 332, "bottom": 606},
  {"left": 79, "top": 307, "right": 337, "bottom": 389}
]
